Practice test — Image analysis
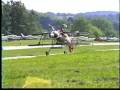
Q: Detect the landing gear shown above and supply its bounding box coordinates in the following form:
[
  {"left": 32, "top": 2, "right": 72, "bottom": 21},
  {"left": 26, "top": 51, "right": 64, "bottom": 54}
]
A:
[
  {"left": 64, "top": 51, "right": 67, "bottom": 54},
  {"left": 45, "top": 51, "right": 49, "bottom": 56}
]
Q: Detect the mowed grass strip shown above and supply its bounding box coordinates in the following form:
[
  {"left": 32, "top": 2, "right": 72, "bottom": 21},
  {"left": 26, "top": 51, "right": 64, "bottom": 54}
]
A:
[
  {"left": 2, "top": 46, "right": 119, "bottom": 88},
  {"left": 2, "top": 47, "right": 65, "bottom": 57},
  {"left": 2, "top": 45, "right": 119, "bottom": 57}
]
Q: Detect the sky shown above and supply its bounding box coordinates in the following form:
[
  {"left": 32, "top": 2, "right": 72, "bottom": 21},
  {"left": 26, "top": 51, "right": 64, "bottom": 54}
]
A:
[{"left": 2, "top": 0, "right": 119, "bottom": 14}]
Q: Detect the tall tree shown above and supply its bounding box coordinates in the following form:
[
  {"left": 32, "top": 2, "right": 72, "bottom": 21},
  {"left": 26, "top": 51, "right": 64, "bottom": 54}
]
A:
[
  {"left": 2, "top": 0, "right": 42, "bottom": 35},
  {"left": 9, "top": 0, "right": 27, "bottom": 35},
  {"left": 71, "top": 16, "right": 104, "bottom": 37},
  {"left": 88, "top": 24, "right": 104, "bottom": 38},
  {"left": 71, "top": 16, "right": 90, "bottom": 32},
  {"left": 26, "top": 10, "right": 42, "bottom": 34},
  {"left": 2, "top": 1, "right": 11, "bottom": 35}
]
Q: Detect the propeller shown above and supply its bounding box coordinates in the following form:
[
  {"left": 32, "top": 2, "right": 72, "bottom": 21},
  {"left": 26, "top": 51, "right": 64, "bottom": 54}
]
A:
[{"left": 48, "top": 24, "right": 55, "bottom": 31}]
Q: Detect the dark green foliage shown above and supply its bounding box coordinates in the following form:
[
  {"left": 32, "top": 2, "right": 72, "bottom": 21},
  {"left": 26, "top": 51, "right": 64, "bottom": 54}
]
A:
[
  {"left": 2, "top": 1, "right": 11, "bottom": 34},
  {"left": 2, "top": 0, "right": 42, "bottom": 35},
  {"left": 90, "top": 17, "right": 117, "bottom": 37},
  {"left": 88, "top": 25, "right": 104, "bottom": 38},
  {"left": 71, "top": 16, "right": 90, "bottom": 32},
  {"left": 71, "top": 17, "right": 104, "bottom": 37}
]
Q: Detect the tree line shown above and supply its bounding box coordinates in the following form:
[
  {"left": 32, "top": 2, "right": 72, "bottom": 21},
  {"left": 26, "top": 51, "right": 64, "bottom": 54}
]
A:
[
  {"left": 2, "top": 0, "right": 118, "bottom": 38},
  {"left": 2, "top": 0, "right": 42, "bottom": 35}
]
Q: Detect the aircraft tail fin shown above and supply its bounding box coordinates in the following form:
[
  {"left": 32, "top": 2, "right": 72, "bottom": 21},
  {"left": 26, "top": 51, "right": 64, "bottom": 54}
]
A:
[
  {"left": 48, "top": 24, "right": 55, "bottom": 31},
  {"left": 21, "top": 33, "right": 24, "bottom": 37}
]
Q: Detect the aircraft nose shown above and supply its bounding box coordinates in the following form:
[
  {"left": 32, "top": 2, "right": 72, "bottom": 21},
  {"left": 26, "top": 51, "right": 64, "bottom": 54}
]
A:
[{"left": 50, "top": 33, "right": 54, "bottom": 37}]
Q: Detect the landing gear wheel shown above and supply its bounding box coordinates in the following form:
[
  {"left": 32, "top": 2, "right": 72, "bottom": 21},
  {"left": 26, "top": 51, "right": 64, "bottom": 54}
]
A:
[
  {"left": 64, "top": 51, "right": 67, "bottom": 54},
  {"left": 45, "top": 51, "right": 49, "bottom": 56}
]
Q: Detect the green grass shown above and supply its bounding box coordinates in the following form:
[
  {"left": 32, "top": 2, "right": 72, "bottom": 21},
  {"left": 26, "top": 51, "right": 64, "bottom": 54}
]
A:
[
  {"left": 2, "top": 45, "right": 119, "bottom": 88},
  {"left": 2, "top": 47, "right": 66, "bottom": 57},
  {"left": 2, "top": 45, "right": 119, "bottom": 57}
]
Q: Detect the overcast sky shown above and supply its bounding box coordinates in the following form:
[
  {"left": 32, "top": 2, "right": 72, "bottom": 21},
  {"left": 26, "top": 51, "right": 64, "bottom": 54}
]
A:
[{"left": 3, "top": 0, "right": 119, "bottom": 14}]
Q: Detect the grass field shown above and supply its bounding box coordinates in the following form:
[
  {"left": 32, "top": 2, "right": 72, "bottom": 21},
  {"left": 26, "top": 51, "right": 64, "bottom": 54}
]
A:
[{"left": 2, "top": 45, "right": 119, "bottom": 88}]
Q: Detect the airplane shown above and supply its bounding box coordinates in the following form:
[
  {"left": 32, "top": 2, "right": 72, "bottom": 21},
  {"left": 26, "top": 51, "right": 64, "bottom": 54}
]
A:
[
  {"left": 31, "top": 24, "right": 91, "bottom": 56},
  {"left": 32, "top": 24, "right": 76, "bottom": 55},
  {"left": 20, "top": 33, "right": 40, "bottom": 40},
  {"left": 2, "top": 32, "right": 40, "bottom": 41},
  {"left": 49, "top": 24, "right": 75, "bottom": 52}
]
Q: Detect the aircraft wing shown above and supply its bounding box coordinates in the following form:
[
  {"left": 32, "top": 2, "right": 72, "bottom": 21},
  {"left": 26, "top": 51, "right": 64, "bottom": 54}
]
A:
[{"left": 32, "top": 32, "right": 50, "bottom": 35}]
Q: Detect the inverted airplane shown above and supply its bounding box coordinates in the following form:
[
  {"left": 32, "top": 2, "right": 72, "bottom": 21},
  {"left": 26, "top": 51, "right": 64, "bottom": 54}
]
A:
[{"left": 32, "top": 24, "right": 75, "bottom": 55}]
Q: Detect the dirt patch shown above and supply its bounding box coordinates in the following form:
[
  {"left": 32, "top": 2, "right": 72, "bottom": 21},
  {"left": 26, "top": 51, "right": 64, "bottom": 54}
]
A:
[
  {"left": 66, "top": 79, "right": 85, "bottom": 85},
  {"left": 95, "top": 77, "right": 119, "bottom": 81}
]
